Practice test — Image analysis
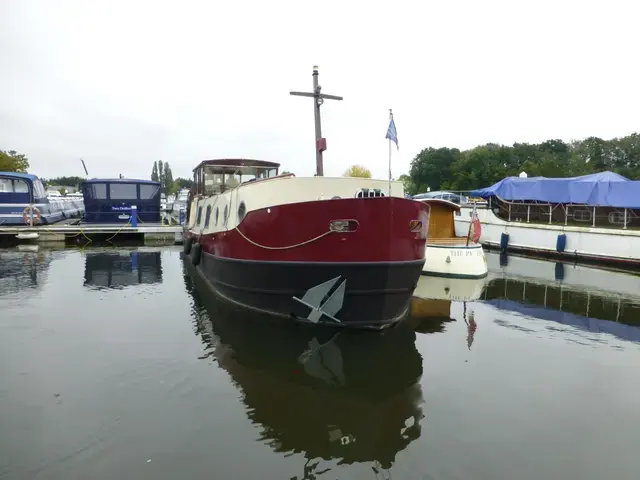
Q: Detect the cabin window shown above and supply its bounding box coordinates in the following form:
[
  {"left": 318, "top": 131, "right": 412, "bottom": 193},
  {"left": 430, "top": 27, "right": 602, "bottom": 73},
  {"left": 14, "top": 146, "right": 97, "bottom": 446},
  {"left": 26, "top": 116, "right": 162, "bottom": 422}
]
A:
[
  {"left": 87, "top": 183, "right": 107, "bottom": 200},
  {"left": 224, "top": 173, "right": 241, "bottom": 190},
  {"left": 238, "top": 201, "right": 246, "bottom": 221},
  {"left": 573, "top": 209, "right": 592, "bottom": 222},
  {"left": 12, "top": 179, "right": 29, "bottom": 193},
  {"left": 196, "top": 206, "right": 203, "bottom": 225},
  {"left": 455, "top": 210, "right": 461, "bottom": 216},
  {"left": 215, "top": 207, "right": 219, "bottom": 226},
  {"left": 140, "top": 184, "right": 160, "bottom": 199},
  {"left": 223, "top": 205, "right": 228, "bottom": 223},
  {"left": 0, "top": 178, "right": 12, "bottom": 192},
  {"left": 608, "top": 211, "right": 628, "bottom": 225},
  {"left": 204, "top": 205, "right": 212, "bottom": 227},
  {"left": 33, "top": 180, "right": 46, "bottom": 198},
  {"left": 356, "top": 189, "right": 385, "bottom": 198},
  {"left": 202, "top": 167, "right": 224, "bottom": 195},
  {"left": 110, "top": 183, "right": 138, "bottom": 200}
]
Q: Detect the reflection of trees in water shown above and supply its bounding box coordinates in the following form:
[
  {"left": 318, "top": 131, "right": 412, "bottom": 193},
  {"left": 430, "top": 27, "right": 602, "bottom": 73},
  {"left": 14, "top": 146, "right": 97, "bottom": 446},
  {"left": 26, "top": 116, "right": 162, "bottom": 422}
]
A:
[
  {"left": 181, "top": 259, "right": 426, "bottom": 474},
  {"left": 0, "top": 251, "right": 50, "bottom": 296},
  {"left": 83, "top": 251, "right": 163, "bottom": 290}
]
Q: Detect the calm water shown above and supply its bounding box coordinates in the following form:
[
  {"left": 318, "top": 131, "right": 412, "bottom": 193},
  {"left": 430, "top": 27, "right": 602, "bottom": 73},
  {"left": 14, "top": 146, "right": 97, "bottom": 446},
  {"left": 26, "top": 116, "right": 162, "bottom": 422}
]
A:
[{"left": 2, "top": 247, "right": 640, "bottom": 480}]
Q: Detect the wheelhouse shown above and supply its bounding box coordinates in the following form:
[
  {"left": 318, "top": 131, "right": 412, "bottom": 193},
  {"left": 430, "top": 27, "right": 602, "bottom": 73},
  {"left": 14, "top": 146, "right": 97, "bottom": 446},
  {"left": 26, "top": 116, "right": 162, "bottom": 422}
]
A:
[
  {"left": 192, "top": 158, "right": 281, "bottom": 195},
  {"left": 80, "top": 178, "right": 161, "bottom": 223},
  {"left": 0, "top": 172, "right": 47, "bottom": 204}
]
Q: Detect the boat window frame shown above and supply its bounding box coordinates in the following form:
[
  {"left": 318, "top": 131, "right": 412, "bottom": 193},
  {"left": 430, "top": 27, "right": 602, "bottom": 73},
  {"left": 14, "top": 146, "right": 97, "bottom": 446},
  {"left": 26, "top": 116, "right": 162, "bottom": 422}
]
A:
[
  {"left": 193, "top": 164, "right": 280, "bottom": 196},
  {"left": 109, "top": 182, "right": 138, "bottom": 201},
  {"left": 204, "top": 205, "right": 212, "bottom": 227},
  {"left": 196, "top": 206, "right": 203, "bottom": 226}
]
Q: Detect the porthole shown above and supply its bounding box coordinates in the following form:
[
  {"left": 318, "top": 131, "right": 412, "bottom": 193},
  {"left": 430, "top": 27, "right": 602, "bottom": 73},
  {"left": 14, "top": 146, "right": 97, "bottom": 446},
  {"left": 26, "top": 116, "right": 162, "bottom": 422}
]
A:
[
  {"left": 215, "top": 207, "right": 219, "bottom": 226},
  {"left": 238, "top": 201, "right": 247, "bottom": 221},
  {"left": 223, "top": 205, "right": 228, "bottom": 223}
]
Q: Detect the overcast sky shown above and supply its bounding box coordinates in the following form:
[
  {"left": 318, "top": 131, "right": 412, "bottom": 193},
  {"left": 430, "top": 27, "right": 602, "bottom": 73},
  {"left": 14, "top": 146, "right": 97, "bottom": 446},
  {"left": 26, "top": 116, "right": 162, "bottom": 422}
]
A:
[{"left": 1, "top": 0, "right": 638, "bottom": 181}]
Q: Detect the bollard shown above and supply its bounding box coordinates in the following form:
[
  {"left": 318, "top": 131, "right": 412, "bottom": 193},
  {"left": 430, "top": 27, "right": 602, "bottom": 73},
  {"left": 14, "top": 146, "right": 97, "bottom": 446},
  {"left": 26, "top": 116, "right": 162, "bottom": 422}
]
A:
[
  {"left": 131, "top": 205, "right": 138, "bottom": 227},
  {"left": 179, "top": 207, "right": 185, "bottom": 225}
]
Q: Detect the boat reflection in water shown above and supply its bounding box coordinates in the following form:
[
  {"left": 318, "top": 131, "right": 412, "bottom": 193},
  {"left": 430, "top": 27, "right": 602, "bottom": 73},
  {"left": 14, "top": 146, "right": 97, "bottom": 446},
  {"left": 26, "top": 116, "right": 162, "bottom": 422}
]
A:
[
  {"left": 409, "top": 275, "right": 487, "bottom": 337},
  {"left": 0, "top": 245, "right": 52, "bottom": 296},
  {"left": 83, "top": 249, "right": 163, "bottom": 290},
  {"left": 484, "top": 252, "right": 640, "bottom": 343},
  {"left": 182, "top": 257, "right": 425, "bottom": 473}
]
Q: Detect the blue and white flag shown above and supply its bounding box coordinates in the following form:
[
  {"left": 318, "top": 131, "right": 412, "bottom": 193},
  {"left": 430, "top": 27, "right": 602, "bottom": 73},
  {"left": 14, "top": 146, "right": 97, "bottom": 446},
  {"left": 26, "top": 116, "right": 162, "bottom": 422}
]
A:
[{"left": 385, "top": 116, "right": 399, "bottom": 149}]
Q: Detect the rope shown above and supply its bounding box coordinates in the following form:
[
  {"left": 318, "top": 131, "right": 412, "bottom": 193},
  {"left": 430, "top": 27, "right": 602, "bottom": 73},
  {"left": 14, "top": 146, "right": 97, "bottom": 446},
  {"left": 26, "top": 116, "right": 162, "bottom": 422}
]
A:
[{"left": 234, "top": 227, "right": 334, "bottom": 250}]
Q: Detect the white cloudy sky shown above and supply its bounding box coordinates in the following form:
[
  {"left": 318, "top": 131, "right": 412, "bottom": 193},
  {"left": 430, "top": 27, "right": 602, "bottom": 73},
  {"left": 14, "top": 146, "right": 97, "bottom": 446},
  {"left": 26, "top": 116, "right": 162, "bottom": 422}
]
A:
[{"left": 1, "top": 0, "right": 638, "bottom": 181}]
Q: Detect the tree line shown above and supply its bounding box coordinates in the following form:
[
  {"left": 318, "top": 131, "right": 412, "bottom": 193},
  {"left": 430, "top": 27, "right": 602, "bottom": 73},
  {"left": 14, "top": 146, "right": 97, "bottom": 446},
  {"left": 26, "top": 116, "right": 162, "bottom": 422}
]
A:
[
  {"left": 6, "top": 132, "right": 640, "bottom": 197},
  {"left": 400, "top": 133, "right": 640, "bottom": 195}
]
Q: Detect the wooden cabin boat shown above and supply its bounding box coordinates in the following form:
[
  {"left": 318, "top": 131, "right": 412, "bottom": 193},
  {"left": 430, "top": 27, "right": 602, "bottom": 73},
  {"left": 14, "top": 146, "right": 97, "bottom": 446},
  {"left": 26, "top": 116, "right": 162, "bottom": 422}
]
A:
[
  {"left": 182, "top": 158, "right": 430, "bottom": 329},
  {"left": 80, "top": 178, "right": 161, "bottom": 224},
  {"left": 415, "top": 198, "right": 487, "bottom": 278},
  {"left": 0, "top": 172, "right": 84, "bottom": 226},
  {"left": 455, "top": 171, "right": 640, "bottom": 267}
]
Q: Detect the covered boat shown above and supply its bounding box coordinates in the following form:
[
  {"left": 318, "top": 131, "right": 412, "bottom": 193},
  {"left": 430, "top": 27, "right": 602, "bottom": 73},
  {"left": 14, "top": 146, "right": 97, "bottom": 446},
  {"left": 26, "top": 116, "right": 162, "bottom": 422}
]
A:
[
  {"left": 183, "top": 158, "right": 430, "bottom": 329},
  {"left": 455, "top": 171, "right": 640, "bottom": 266},
  {"left": 0, "top": 172, "right": 84, "bottom": 226},
  {"left": 80, "top": 178, "right": 161, "bottom": 224}
]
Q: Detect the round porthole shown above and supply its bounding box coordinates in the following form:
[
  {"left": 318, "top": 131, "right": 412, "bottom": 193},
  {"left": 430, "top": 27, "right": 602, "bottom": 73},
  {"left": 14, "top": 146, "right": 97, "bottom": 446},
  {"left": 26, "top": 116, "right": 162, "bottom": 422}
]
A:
[
  {"left": 238, "top": 201, "right": 247, "bottom": 221},
  {"left": 215, "top": 207, "right": 219, "bottom": 226}
]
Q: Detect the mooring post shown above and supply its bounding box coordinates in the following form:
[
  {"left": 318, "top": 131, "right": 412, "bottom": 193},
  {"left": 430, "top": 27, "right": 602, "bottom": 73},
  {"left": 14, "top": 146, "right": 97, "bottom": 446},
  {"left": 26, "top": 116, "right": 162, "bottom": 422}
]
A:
[{"left": 131, "top": 205, "right": 138, "bottom": 227}]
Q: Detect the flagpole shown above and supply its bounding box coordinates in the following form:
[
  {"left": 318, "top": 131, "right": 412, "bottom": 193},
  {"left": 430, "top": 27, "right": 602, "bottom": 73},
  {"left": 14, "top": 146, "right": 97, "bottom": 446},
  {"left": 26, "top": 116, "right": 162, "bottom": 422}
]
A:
[
  {"left": 388, "top": 109, "right": 392, "bottom": 197},
  {"left": 466, "top": 202, "right": 476, "bottom": 247}
]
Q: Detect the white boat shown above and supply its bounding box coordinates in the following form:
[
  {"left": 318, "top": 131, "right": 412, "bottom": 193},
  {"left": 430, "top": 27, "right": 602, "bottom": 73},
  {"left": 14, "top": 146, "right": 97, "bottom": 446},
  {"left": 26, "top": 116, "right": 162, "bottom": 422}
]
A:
[
  {"left": 454, "top": 171, "right": 640, "bottom": 267},
  {"left": 416, "top": 198, "right": 488, "bottom": 279}
]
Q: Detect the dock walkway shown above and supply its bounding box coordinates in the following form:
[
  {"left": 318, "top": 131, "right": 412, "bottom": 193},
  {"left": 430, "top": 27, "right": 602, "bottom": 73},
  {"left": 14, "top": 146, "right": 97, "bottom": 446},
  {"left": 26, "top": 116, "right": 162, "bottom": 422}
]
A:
[{"left": 0, "top": 222, "right": 184, "bottom": 245}]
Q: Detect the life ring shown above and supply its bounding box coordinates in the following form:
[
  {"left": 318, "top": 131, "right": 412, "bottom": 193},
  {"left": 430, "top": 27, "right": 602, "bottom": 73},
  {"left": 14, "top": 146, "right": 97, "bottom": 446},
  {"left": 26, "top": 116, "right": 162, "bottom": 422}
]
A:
[
  {"left": 191, "top": 243, "right": 202, "bottom": 266},
  {"left": 23, "top": 206, "right": 42, "bottom": 226},
  {"left": 183, "top": 236, "right": 193, "bottom": 255}
]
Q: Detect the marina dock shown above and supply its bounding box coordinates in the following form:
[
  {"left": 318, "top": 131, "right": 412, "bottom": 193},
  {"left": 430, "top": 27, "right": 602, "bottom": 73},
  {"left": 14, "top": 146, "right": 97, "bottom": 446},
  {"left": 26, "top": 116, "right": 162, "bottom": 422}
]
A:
[{"left": 0, "top": 222, "right": 183, "bottom": 245}]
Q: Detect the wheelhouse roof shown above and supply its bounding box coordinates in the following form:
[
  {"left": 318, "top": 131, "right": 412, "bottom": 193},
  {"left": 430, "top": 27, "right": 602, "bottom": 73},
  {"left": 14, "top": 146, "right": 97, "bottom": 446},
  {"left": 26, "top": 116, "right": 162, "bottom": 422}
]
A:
[
  {"left": 0, "top": 172, "right": 39, "bottom": 182},
  {"left": 415, "top": 197, "right": 461, "bottom": 211},
  {"left": 193, "top": 158, "right": 280, "bottom": 172},
  {"left": 81, "top": 178, "right": 160, "bottom": 185}
]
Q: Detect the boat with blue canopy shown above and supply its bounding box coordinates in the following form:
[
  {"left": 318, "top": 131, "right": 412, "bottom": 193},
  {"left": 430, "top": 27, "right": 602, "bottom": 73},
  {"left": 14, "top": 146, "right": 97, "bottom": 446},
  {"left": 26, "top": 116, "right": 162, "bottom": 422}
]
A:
[
  {"left": 0, "top": 172, "right": 85, "bottom": 226},
  {"left": 453, "top": 171, "right": 640, "bottom": 267}
]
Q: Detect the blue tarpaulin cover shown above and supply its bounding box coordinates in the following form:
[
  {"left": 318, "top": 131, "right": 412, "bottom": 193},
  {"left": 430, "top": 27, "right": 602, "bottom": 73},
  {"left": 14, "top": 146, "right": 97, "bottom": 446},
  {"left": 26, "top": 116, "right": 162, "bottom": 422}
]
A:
[{"left": 469, "top": 171, "right": 640, "bottom": 208}]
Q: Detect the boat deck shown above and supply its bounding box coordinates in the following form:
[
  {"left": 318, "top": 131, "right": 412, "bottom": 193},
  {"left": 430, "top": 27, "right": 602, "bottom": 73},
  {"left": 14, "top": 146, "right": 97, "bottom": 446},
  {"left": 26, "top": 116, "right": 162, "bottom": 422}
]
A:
[{"left": 428, "top": 236, "right": 477, "bottom": 246}]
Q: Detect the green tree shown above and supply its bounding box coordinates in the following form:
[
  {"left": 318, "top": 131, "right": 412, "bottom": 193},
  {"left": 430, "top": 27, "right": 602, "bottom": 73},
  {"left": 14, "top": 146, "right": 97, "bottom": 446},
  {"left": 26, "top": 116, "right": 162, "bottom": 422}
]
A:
[
  {"left": 408, "top": 147, "right": 460, "bottom": 193},
  {"left": 158, "top": 160, "right": 164, "bottom": 186},
  {"left": 343, "top": 164, "right": 372, "bottom": 178},
  {"left": 44, "top": 176, "right": 85, "bottom": 188},
  {"left": 398, "top": 174, "right": 416, "bottom": 195},
  {"left": 174, "top": 177, "right": 193, "bottom": 190},
  {"left": 151, "top": 161, "right": 159, "bottom": 182},
  {"left": 0, "top": 150, "right": 30, "bottom": 172},
  {"left": 403, "top": 133, "right": 640, "bottom": 193},
  {"left": 163, "top": 163, "right": 174, "bottom": 193}
]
